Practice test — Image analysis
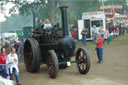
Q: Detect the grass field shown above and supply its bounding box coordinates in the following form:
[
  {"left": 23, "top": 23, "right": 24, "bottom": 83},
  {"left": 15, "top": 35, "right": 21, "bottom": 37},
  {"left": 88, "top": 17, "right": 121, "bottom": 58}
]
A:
[{"left": 76, "top": 34, "right": 128, "bottom": 50}]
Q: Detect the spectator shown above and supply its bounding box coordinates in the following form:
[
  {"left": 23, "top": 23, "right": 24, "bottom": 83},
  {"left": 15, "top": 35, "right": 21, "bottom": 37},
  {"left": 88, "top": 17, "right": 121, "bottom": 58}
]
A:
[
  {"left": 81, "top": 28, "right": 88, "bottom": 46},
  {"left": 99, "top": 26, "right": 105, "bottom": 39},
  {"left": 115, "top": 27, "right": 119, "bottom": 37},
  {"left": 104, "top": 28, "right": 110, "bottom": 44},
  {"left": 112, "top": 25, "right": 115, "bottom": 32},
  {"left": 10, "top": 40, "right": 14, "bottom": 48},
  {"left": 126, "top": 25, "right": 128, "bottom": 34},
  {"left": 122, "top": 24, "right": 126, "bottom": 35},
  {"left": 3, "top": 41, "right": 11, "bottom": 54},
  {"left": 118, "top": 23, "right": 122, "bottom": 36},
  {"left": 18, "top": 42, "right": 23, "bottom": 60},
  {"left": 0, "top": 45, "right": 2, "bottom": 54},
  {"left": 92, "top": 25, "right": 98, "bottom": 43},
  {"left": 96, "top": 34, "right": 103, "bottom": 64},
  {"left": 6, "top": 48, "right": 21, "bottom": 85},
  {"left": 13, "top": 41, "right": 19, "bottom": 55},
  {"left": 108, "top": 25, "right": 113, "bottom": 34},
  {"left": 71, "top": 27, "right": 78, "bottom": 40},
  {"left": 0, "top": 47, "right": 9, "bottom": 79}
]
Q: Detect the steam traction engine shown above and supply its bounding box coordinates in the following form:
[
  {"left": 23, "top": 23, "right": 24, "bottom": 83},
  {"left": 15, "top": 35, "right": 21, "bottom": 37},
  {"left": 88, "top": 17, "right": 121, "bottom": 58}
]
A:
[{"left": 23, "top": 6, "right": 90, "bottom": 78}]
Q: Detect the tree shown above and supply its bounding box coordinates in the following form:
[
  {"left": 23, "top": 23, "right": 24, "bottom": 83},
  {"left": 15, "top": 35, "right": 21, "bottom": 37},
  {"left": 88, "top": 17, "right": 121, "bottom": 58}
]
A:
[{"left": 0, "top": 0, "right": 101, "bottom": 31}]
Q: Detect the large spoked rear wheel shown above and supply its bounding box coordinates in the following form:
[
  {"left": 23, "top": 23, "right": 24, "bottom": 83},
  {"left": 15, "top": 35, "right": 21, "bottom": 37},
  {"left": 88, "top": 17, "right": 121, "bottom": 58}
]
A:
[
  {"left": 24, "top": 38, "right": 41, "bottom": 72},
  {"left": 46, "top": 50, "right": 58, "bottom": 79},
  {"left": 76, "top": 48, "right": 90, "bottom": 74}
]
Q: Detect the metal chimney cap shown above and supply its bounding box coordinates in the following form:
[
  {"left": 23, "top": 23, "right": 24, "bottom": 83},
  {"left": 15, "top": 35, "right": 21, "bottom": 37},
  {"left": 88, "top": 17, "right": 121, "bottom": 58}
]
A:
[{"left": 59, "top": 6, "right": 68, "bottom": 9}]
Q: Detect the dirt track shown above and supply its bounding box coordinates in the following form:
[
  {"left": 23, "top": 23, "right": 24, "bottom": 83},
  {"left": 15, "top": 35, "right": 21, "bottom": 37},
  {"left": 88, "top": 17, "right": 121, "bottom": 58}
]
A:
[{"left": 19, "top": 35, "right": 128, "bottom": 85}]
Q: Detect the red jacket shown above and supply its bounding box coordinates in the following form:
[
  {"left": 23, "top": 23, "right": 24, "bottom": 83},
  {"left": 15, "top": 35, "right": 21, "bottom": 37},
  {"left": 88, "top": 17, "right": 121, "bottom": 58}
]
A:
[
  {"left": 96, "top": 36, "right": 103, "bottom": 48},
  {"left": 0, "top": 53, "right": 8, "bottom": 64},
  {"left": 115, "top": 29, "right": 119, "bottom": 33}
]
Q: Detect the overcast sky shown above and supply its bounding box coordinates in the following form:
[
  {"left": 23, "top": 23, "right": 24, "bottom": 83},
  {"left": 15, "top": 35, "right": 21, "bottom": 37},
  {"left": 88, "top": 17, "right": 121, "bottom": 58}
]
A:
[{"left": 0, "top": 2, "right": 17, "bottom": 22}]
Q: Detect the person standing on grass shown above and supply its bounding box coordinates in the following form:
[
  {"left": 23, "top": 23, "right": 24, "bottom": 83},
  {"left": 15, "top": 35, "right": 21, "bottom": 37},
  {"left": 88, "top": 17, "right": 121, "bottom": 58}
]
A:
[
  {"left": 92, "top": 25, "right": 98, "bottom": 43},
  {"left": 104, "top": 28, "right": 110, "bottom": 44},
  {"left": 126, "top": 25, "right": 128, "bottom": 34},
  {"left": 119, "top": 23, "right": 122, "bottom": 36},
  {"left": 108, "top": 25, "right": 113, "bottom": 34},
  {"left": 81, "top": 28, "right": 88, "bottom": 46},
  {"left": 99, "top": 26, "right": 105, "bottom": 39},
  {"left": 6, "top": 48, "right": 21, "bottom": 85},
  {"left": 115, "top": 27, "right": 119, "bottom": 37},
  {"left": 96, "top": 34, "right": 103, "bottom": 64}
]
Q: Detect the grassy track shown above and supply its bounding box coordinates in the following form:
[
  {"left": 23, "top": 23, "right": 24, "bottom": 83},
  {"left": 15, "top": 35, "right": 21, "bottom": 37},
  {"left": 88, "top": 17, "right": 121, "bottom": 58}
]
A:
[{"left": 76, "top": 34, "right": 128, "bottom": 50}]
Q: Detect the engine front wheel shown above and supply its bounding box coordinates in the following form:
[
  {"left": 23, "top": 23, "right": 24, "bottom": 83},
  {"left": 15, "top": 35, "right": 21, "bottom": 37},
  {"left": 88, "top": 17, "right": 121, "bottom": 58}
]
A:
[
  {"left": 76, "top": 48, "right": 90, "bottom": 74},
  {"left": 46, "top": 50, "right": 59, "bottom": 79}
]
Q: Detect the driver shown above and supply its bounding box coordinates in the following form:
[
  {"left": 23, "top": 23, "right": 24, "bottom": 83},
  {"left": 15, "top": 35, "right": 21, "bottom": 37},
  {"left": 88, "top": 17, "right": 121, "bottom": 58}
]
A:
[
  {"left": 36, "top": 19, "right": 44, "bottom": 32},
  {"left": 38, "top": 19, "right": 42, "bottom": 29}
]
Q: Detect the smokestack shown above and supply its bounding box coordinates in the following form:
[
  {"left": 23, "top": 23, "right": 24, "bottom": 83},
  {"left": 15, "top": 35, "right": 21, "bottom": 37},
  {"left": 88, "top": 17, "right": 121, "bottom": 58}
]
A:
[{"left": 59, "top": 6, "right": 69, "bottom": 36}]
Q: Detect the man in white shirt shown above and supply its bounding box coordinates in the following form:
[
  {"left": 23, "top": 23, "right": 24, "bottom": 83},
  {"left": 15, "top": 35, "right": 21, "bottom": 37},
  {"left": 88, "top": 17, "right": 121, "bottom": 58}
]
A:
[
  {"left": 99, "top": 26, "right": 105, "bottom": 39},
  {"left": 92, "top": 25, "right": 98, "bottom": 43}
]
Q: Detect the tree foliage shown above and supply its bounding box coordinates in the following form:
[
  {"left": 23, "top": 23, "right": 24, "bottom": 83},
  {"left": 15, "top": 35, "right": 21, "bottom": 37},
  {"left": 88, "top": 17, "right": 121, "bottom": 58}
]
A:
[
  {"left": 0, "top": 0, "right": 101, "bottom": 25},
  {"left": 1, "top": 0, "right": 128, "bottom": 32}
]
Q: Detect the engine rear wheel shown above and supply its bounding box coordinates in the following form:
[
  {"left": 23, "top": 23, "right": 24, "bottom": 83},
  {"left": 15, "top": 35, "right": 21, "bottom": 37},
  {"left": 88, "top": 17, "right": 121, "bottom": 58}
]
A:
[
  {"left": 46, "top": 50, "right": 58, "bottom": 79},
  {"left": 76, "top": 48, "right": 90, "bottom": 74},
  {"left": 24, "top": 38, "right": 41, "bottom": 72}
]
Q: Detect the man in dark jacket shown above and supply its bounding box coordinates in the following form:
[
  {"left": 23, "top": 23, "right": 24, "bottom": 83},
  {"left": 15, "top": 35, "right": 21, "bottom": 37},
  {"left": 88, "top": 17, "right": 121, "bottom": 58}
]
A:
[{"left": 13, "top": 41, "right": 19, "bottom": 54}]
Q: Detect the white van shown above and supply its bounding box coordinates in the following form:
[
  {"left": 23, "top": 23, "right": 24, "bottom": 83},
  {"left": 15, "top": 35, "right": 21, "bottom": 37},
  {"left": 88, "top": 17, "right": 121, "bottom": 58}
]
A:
[
  {"left": 2, "top": 33, "right": 18, "bottom": 41},
  {"left": 78, "top": 11, "right": 106, "bottom": 40}
]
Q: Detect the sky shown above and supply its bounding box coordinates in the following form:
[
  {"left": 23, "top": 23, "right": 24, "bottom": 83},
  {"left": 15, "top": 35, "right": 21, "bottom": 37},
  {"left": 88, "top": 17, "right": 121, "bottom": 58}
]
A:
[
  {"left": 0, "top": 0, "right": 35, "bottom": 22},
  {"left": 0, "top": 2, "right": 18, "bottom": 22},
  {"left": 0, "top": 0, "right": 34, "bottom": 35}
]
